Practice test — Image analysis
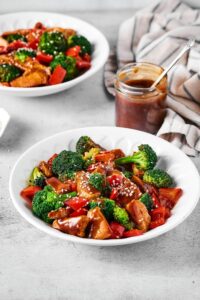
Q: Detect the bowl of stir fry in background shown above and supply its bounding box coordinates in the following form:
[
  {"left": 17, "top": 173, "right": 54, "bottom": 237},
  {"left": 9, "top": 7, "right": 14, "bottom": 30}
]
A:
[
  {"left": 0, "top": 12, "right": 109, "bottom": 97},
  {"left": 9, "top": 127, "right": 200, "bottom": 246}
]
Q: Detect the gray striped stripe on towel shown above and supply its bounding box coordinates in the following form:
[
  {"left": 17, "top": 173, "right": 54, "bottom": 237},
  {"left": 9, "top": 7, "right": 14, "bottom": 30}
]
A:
[{"left": 104, "top": 0, "right": 200, "bottom": 156}]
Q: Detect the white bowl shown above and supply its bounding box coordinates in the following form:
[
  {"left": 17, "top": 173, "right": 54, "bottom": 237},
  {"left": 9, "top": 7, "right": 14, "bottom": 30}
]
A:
[
  {"left": 9, "top": 127, "right": 200, "bottom": 246},
  {"left": 0, "top": 108, "right": 10, "bottom": 137},
  {"left": 0, "top": 12, "right": 109, "bottom": 97}
]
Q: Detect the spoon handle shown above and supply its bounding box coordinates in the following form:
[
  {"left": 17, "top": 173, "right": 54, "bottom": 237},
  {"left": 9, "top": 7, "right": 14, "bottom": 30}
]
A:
[{"left": 151, "top": 38, "right": 195, "bottom": 89}]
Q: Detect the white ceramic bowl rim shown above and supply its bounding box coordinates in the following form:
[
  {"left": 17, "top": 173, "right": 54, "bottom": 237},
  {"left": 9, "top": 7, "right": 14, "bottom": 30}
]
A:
[{"left": 9, "top": 127, "right": 200, "bottom": 246}]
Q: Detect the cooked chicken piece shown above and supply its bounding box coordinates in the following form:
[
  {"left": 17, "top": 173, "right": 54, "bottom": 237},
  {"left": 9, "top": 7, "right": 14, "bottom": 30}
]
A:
[
  {"left": 45, "top": 27, "right": 76, "bottom": 38},
  {"left": 0, "top": 37, "right": 8, "bottom": 47},
  {"left": 111, "top": 149, "right": 125, "bottom": 159},
  {"left": 95, "top": 151, "right": 115, "bottom": 163},
  {"left": 75, "top": 171, "right": 101, "bottom": 200},
  {"left": 0, "top": 56, "right": 50, "bottom": 88},
  {"left": 38, "top": 161, "right": 53, "bottom": 178},
  {"left": 48, "top": 207, "right": 72, "bottom": 219},
  {"left": 89, "top": 162, "right": 106, "bottom": 175},
  {"left": 87, "top": 207, "right": 112, "bottom": 239},
  {"left": 0, "top": 54, "right": 15, "bottom": 65},
  {"left": 107, "top": 170, "right": 142, "bottom": 206},
  {"left": 46, "top": 177, "right": 72, "bottom": 194},
  {"left": 88, "top": 161, "right": 115, "bottom": 175},
  {"left": 10, "top": 68, "right": 48, "bottom": 87},
  {"left": 21, "top": 59, "right": 51, "bottom": 73},
  {"left": 118, "top": 176, "right": 142, "bottom": 206},
  {"left": 95, "top": 149, "right": 125, "bottom": 164},
  {"left": 52, "top": 215, "right": 90, "bottom": 237},
  {"left": 126, "top": 200, "right": 151, "bottom": 232}
]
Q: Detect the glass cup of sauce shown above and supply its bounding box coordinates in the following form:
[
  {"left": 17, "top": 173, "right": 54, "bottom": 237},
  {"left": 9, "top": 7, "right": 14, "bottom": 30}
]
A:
[{"left": 114, "top": 62, "right": 167, "bottom": 134}]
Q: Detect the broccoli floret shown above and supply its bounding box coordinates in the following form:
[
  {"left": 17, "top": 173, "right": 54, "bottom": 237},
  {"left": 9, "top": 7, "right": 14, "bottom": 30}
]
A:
[
  {"left": 29, "top": 167, "right": 45, "bottom": 188},
  {"left": 5, "top": 33, "right": 27, "bottom": 43},
  {"left": 52, "top": 150, "right": 84, "bottom": 177},
  {"left": 0, "top": 64, "right": 22, "bottom": 82},
  {"left": 89, "top": 198, "right": 115, "bottom": 220},
  {"left": 115, "top": 144, "right": 157, "bottom": 171},
  {"left": 101, "top": 198, "right": 116, "bottom": 220},
  {"left": 139, "top": 193, "right": 153, "bottom": 210},
  {"left": 68, "top": 35, "right": 92, "bottom": 55},
  {"left": 76, "top": 136, "right": 102, "bottom": 155},
  {"left": 123, "top": 171, "right": 133, "bottom": 179},
  {"left": 113, "top": 206, "right": 133, "bottom": 230},
  {"left": 32, "top": 186, "right": 67, "bottom": 223},
  {"left": 102, "top": 183, "right": 112, "bottom": 197},
  {"left": 89, "top": 201, "right": 99, "bottom": 209},
  {"left": 58, "top": 171, "right": 75, "bottom": 181},
  {"left": 39, "top": 31, "right": 68, "bottom": 55},
  {"left": 83, "top": 147, "right": 100, "bottom": 168},
  {"left": 88, "top": 173, "right": 105, "bottom": 191},
  {"left": 15, "top": 48, "right": 36, "bottom": 63},
  {"left": 50, "top": 53, "right": 77, "bottom": 80},
  {"left": 143, "top": 169, "right": 173, "bottom": 188}
]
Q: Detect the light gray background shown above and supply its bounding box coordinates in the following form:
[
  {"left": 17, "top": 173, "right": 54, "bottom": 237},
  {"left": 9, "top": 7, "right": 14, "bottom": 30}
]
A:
[
  {"left": 0, "top": 0, "right": 200, "bottom": 12},
  {"left": 0, "top": 2, "right": 200, "bottom": 300}
]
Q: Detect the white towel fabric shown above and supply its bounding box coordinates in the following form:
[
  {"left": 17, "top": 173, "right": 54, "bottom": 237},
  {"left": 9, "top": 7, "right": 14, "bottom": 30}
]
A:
[{"left": 104, "top": 0, "right": 200, "bottom": 156}]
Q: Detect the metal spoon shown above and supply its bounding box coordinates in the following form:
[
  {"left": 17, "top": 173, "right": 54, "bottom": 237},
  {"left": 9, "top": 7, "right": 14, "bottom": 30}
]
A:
[{"left": 150, "top": 37, "right": 195, "bottom": 90}]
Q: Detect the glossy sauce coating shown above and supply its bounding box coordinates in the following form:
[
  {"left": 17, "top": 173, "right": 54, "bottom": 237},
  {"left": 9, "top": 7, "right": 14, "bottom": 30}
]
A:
[{"left": 115, "top": 65, "right": 167, "bottom": 134}]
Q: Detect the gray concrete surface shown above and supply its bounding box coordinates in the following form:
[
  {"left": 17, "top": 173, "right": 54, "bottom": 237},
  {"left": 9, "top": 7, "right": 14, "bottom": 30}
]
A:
[{"left": 0, "top": 10, "right": 200, "bottom": 300}]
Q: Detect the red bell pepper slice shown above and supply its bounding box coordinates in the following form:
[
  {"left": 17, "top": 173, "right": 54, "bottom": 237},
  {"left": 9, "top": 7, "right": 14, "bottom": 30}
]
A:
[
  {"left": 70, "top": 208, "right": 88, "bottom": 217},
  {"left": 110, "top": 188, "right": 118, "bottom": 200},
  {"left": 149, "top": 206, "right": 170, "bottom": 230},
  {"left": 76, "top": 60, "right": 91, "bottom": 70},
  {"left": 110, "top": 222, "right": 125, "bottom": 239},
  {"left": 107, "top": 174, "right": 123, "bottom": 187},
  {"left": 49, "top": 65, "right": 66, "bottom": 85},
  {"left": 20, "top": 186, "right": 42, "bottom": 207},
  {"left": 46, "top": 177, "right": 72, "bottom": 194},
  {"left": 65, "top": 197, "right": 88, "bottom": 210},
  {"left": 82, "top": 53, "right": 91, "bottom": 62},
  {"left": 123, "top": 229, "right": 144, "bottom": 238},
  {"left": 7, "top": 40, "right": 28, "bottom": 52},
  {"left": 28, "top": 38, "right": 39, "bottom": 50},
  {"left": 151, "top": 192, "right": 161, "bottom": 209},
  {"left": 0, "top": 46, "right": 8, "bottom": 54},
  {"left": 159, "top": 188, "right": 183, "bottom": 209},
  {"left": 150, "top": 206, "right": 170, "bottom": 221},
  {"left": 149, "top": 217, "right": 165, "bottom": 229},
  {"left": 66, "top": 45, "right": 81, "bottom": 57},
  {"left": 36, "top": 52, "right": 53, "bottom": 64}
]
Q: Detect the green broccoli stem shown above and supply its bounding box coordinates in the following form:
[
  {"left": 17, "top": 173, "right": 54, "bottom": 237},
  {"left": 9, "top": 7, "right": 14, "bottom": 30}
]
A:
[{"left": 115, "top": 155, "right": 136, "bottom": 165}]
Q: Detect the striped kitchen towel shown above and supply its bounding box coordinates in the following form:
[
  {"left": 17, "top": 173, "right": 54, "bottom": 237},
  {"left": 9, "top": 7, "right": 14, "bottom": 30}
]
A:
[{"left": 104, "top": 0, "right": 200, "bottom": 156}]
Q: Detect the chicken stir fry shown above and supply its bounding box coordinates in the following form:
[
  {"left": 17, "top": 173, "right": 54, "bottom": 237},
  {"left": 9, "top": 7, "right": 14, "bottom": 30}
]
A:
[
  {"left": 20, "top": 136, "right": 183, "bottom": 240},
  {"left": 0, "top": 22, "right": 92, "bottom": 87}
]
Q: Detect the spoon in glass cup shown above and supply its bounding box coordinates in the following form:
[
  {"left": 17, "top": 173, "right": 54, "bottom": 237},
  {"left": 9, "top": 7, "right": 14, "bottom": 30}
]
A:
[{"left": 150, "top": 36, "right": 195, "bottom": 91}]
